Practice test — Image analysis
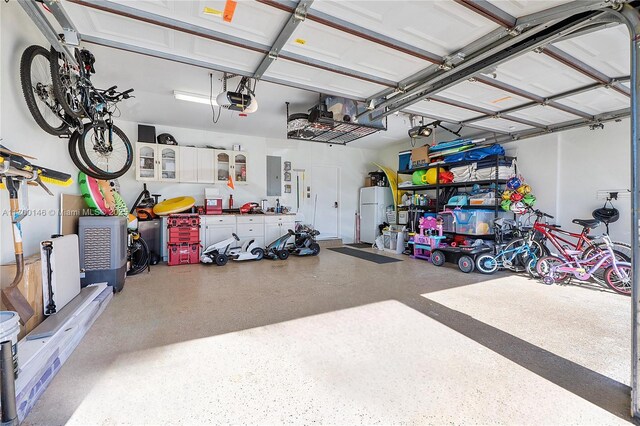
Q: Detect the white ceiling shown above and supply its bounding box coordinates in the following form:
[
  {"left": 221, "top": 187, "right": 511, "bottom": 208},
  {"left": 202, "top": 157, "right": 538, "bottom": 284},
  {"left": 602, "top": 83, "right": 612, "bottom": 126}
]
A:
[{"left": 45, "top": 0, "right": 632, "bottom": 149}]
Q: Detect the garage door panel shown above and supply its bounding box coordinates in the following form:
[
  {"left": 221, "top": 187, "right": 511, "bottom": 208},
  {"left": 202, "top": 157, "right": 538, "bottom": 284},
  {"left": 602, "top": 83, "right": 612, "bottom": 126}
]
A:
[
  {"left": 263, "top": 60, "right": 385, "bottom": 100},
  {"left": 555, "top": 87, "right": 630, "bottom": 116},
  {"left": 67, "top": 6, "right": 173, "bottom": 50},
  {"left": 409, "top": 100, "right": 482, "bottom": 122},
  {"left": 493, "top": 52, "right": 593, "bottom": 97},
  {"left": 472, "top": 117, "right": 534, "bottom": 133},
  {"left": 438, "top": 81, "right": 530, "bottom": 111},
  {"left": 553, "top": 25, "right": 630, "bottom": 78},
  {"left": 485, "top": 0, "right": 572, "bottom": 17},
  {"left": 284, "top": 20, "right": 429, "bottom": 82},
  {"left": 308, "top": 0, "right": 499, "bottom": 57},
  {"left": 508, "top": 105, "right": 580, "bottom": 125},
  {"left": 103, "top": 0, "right": 289, "bottom": 46}
]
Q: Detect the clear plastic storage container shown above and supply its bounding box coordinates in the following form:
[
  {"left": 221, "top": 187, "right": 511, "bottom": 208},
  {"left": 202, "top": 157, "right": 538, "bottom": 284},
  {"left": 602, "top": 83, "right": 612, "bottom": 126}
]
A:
[{"left": 452, "top": 209, "right": 494, "bottom": 235}]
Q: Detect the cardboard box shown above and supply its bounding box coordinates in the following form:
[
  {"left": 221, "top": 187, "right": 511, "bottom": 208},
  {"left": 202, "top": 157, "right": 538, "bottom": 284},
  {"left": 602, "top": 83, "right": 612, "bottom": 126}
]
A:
[
  {"left": 364, "top": 176, "right": 373, "bottom": 187},
  {"left": 411, "top": 145, "right": 430, "bottom": 168}
]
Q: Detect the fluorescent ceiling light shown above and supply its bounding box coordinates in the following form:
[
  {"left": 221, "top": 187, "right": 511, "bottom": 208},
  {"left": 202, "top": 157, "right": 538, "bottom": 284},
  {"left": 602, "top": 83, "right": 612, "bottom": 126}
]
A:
[{"left": 173, "top": 90, "right": 218, "bottom": 106}]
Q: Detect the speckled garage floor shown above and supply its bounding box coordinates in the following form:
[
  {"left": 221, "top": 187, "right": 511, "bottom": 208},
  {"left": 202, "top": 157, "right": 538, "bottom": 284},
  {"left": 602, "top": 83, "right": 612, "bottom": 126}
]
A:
[{"left": 25, "top": 247, "right": 633, "bottom": 425}]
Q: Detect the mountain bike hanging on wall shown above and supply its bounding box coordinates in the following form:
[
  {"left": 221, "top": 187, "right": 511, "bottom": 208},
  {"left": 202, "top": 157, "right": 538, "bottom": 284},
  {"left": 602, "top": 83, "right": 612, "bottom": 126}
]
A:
[{"left": 20, "top": 41, "right": 134, "bottom": 180}]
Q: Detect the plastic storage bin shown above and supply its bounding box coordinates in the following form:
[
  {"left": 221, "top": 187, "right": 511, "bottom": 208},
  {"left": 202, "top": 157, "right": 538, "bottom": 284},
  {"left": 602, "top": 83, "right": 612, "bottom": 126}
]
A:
[
  {"left": 469, "top": 192, "right": 497, "bottom": 206},
  {"left": 438, "top": 211, "right": 456, "bottom": 233},
  {"left": 452, "top": 209, "right": 494, "bottom": 235},
  {"left": 398, "top": 150, "right": 412, "bottom": 171}
]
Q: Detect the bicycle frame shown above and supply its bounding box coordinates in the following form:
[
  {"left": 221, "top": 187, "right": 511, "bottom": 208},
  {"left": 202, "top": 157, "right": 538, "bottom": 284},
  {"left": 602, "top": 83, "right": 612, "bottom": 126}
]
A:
[
  {"left": 551, "top": 239, "right": 631, "bottom": 280},
  {"left": 492, "top": 242, "right": 538, "bottom": 270},
  {"left": 533, "top": 218, "right": 597, "bottom": 260}
]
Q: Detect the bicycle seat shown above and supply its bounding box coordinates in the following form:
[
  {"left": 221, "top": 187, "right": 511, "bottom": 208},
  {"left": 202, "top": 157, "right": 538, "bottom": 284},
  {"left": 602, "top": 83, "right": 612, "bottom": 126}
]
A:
[{"left": 572, "top": 219, "right": 600, "bottom": 229}]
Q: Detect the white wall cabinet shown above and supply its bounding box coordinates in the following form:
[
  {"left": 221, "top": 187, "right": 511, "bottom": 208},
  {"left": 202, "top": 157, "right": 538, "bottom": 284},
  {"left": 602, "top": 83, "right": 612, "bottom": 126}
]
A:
[
  {"left": 214, "top": 150, "right": 249, "bottom": 185},
  {"left": 179, "top": 146, "right": 198, "bottom": 183},
  {"left": 203, "top": 216, "right": 237, "bottom": 249},
  {"left": 138, "top": 143, "right": 244, "bottom": 185},
  {"left": 159, "top": 146, "right": 180, "bottom": 182},
  {"left": 197, "top": 148, "right": 216, "bottom": 183},
  {"left": 136, "top": 143, "right": 180, "bottom": 182},
  {"left": 179, "top": 146, "right": 215, "bottom": 183}
]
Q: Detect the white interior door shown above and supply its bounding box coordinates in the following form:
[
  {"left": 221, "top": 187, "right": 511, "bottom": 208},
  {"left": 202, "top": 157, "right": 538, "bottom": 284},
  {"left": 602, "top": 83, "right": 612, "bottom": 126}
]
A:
[{"left": 311, "top": 166, "right": 339, "bottom": 239}]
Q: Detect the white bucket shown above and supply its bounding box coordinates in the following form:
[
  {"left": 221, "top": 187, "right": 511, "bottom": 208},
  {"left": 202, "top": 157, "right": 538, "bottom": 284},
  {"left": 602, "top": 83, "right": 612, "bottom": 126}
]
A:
[{"left": 0, "top": 311, "right": 20, "bottom": 378}]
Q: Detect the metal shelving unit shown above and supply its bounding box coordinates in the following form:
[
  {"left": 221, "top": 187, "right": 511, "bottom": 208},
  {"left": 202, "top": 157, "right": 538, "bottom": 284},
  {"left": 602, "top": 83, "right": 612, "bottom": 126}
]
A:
[{"left": 396, "top": 155, "right": 516, "bottom": 237}]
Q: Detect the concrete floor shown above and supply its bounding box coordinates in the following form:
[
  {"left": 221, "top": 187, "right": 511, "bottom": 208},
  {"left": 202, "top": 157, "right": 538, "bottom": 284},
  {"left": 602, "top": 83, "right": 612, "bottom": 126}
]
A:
[{"left": 24, "top": 247, "right": 634, "bottom": 425}]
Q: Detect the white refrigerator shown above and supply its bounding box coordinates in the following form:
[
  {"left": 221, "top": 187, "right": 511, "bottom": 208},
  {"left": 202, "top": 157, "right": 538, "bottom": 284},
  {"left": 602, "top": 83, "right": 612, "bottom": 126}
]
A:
[{"left": 359, "top": 186, "right": 393, "bottom": 244}]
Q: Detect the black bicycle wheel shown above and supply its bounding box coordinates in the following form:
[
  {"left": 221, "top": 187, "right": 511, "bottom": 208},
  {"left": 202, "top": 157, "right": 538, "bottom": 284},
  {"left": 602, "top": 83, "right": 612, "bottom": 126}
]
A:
[
  {"left": 20, "top": 45, "right": 69, "bottom": 136},
  {"left": 68, "top": 130, "right": 106, "bottom": 178},
  {"left": 78, "top": 123, "right": 133, "bottom": 179},
  {"left": 50, "top": 46, "right": 84, "bottom": 119},
  {"left": 128, "top": 236, "right": 150, "bottom": 276}
]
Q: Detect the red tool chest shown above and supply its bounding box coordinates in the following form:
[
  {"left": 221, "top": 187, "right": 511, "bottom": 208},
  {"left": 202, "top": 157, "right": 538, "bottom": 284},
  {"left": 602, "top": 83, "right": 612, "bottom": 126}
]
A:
[
  {"left": 167, "top": 214, "right": 201, "bottom": 265},
  {"left": 167, "top": 243, "right": 200, "bottom": 266}
]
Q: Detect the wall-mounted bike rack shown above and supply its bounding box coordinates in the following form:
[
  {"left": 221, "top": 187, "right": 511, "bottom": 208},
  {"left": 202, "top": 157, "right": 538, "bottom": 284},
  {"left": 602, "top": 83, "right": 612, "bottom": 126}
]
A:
[{"left": 17, "top": 0, "right": 79, "bottom": 66}]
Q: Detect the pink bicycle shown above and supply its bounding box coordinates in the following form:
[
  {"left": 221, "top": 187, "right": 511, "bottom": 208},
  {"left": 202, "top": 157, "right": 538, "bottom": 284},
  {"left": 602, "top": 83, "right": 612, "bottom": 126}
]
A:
[{"left": 536, "top": 235, "right": 632, "bottom": 295}]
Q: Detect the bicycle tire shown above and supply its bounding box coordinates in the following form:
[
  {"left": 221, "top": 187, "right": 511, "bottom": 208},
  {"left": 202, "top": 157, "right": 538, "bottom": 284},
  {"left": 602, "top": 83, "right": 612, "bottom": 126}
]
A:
[
  {"left": 517, "top": 239, "right": 548, "bottom": 268},
  {"left": 582, "top": 241, "right": 631, "bottom": 284},
  {"left": 49, "top": 46, "right": 84, "bottom": 119},
  {"left": 536, "top": 255, "right": 569, "bottom": 283},
  {"left": 68, "top": 130, "right": 107, "bottom": 179},
  {"left": 78, "top": 123, "right": 133, "bottom": 179},
  {"left": 604, "top": 264, "right": 632, "bottom": 296},
  {"left": 128, "top": 236, "right": 150, "bottom": 276},
  {"left": 20, "top": 45, "right": 69, "bottom": 136},
  {"left": 475, "top": 254, "right": 498, "bottom": 274}
]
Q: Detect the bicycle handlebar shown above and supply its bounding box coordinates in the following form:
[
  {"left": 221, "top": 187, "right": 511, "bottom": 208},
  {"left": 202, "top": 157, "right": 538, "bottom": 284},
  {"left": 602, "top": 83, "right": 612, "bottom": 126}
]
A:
[{"left": 530, "top": 208, "right": 554, "bottom": 219}]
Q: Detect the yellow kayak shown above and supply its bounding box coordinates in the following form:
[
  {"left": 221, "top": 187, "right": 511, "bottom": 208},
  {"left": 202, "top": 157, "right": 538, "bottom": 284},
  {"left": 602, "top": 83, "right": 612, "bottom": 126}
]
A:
[{"left": 152, "top": 196, "right": 196, "bottom": 215}]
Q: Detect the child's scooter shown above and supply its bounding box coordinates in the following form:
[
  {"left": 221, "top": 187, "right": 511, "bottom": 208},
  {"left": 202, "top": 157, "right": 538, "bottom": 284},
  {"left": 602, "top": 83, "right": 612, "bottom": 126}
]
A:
[
  {"left": 229, "top": 238, "right": 265, "bottom": 261},
  {"left": 265, "top": 229, "right": 295, "bottom": 260},
  {"left": 201, "top": 234, "right": 239, "bottom": 266},
  {"left": 288, "top": 224, "right": 320, "bottom": 256}
]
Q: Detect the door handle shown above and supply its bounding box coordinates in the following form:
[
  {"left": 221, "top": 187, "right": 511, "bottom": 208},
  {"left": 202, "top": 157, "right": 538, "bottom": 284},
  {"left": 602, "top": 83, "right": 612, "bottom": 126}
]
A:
[{"left": 334, "top": 201, "right": 338, "bottom": 208}]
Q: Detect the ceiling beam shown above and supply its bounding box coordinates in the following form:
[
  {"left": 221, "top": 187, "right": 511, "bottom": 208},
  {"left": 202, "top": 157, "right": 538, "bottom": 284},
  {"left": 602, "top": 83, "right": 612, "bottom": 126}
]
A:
[
  {"left": 17, "top": 0, "right": 79, "bottom": 66},
  {"left": 453, "top": 0, "right": 516, "bottom": 29},
  {"left": 255, "top": 0, "right": 444, "bottom": 64},
  {"left": 480, "top": 107, "right": 630, "bottom": 144},
  {"left": 542, "top": 45, "right": 631, "bottom": 97},
  {"left": 453, "top": 78, "right": 629, "bottom": 126},
  {"left": 456, "top": 0, "right": 630, "bottom": 98},
  {"left": 473, "top": 75, "right": 595, "bottom": 120},
  {"left": 427, "top": 95, "right": 546, "bottom": 129},
  {"left": 365, "top": 10, "right": 606, "bottom": 121},
  {"left": 253, "top": 0, "right": 313, "bottom": 79}
]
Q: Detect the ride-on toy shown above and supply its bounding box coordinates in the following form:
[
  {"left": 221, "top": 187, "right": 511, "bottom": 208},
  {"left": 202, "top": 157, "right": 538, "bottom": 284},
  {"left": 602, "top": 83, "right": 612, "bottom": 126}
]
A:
[
  {"left": 201, "top": 234, "right": 237, "bottom": 265},
  {"left": 288, "top": 224, "right": 320, "bottom": 256},
  {"left": 201, "top": 234, "right": 265, "bottom": 265},
  {"left": 229, "top": 238, "right": 265, "bottom": 261},
  {"left": 265, "top": 230, "right": 294, "bottom": 260}
]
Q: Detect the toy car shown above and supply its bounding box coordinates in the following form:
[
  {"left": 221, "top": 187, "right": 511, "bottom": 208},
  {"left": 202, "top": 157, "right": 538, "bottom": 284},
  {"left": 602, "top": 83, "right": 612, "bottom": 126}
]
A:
[
  {"left": 288, "top": 224, "right": 320, "bottom": 256},
  {"left": 265, "top": 229, "right": 294, "bottom": 260},
  {"left": 430, "top": 245, "right": 492, "bottom": 273}
]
